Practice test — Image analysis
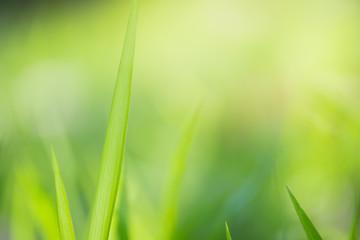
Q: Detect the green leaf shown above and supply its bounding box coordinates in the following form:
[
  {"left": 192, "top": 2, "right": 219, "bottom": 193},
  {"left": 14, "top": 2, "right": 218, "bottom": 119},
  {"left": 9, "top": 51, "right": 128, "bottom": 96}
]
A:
[
  {"left": 88, "top": 0, "right": 138, "bottom": 239},
  {"left": 225, "top": 221, "right": 232, "bottom": 240},
  {"left": 161, "top": 104, "right": 201, "bottom": 240},
  {"left": 349, "top": 198, "right": 360, "bottom": 240},
  {"left": 109, "top": 164, "right": 128, "bottom": 240},
  {"left": 286, "top": 186, "right": 322, "bottom": 240},
  {"left": 51, "top": 146, "right": 76, "bottom": 240}
]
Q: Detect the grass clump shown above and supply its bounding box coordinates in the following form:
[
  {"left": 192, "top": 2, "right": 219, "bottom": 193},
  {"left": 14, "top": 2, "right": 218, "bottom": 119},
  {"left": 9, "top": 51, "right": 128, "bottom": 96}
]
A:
[
  {"left": 50, "top": 0, "right": 138, "bottom": 239},
  {"left": 48, "top": 0, "right": 359, "bottom": 239},
  {"left": 88, "top": 0, "right": 138, "bottom": 239}
]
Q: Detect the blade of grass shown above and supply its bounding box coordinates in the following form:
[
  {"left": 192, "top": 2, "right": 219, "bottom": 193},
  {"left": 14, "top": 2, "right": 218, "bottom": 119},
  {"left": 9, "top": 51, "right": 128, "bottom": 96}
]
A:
[
  {"left": 349, "top": 198, "right": 360, "bottom": 240},
  {"left": 44, "top": 131, "right": 89, "bottom": 236},
  {"left": 88, "top": 0, "right": 138, "bottom": 239},
  {"left": 161, "top": 104, "right": 201, "bottom": 240},
  {"left": 116, "top": 183, "right": 129, "bottom": 240},
  {"left": 286, "top": 186, "right": 322, "bottom": 240},
  {"left": 51, "top": 146, "right": 76, "bottom": 240},
  {"left": 109, "top": 163, "right": 128, "bottom": 240},
  {"left": 225, "top": 221, "right": 232, "bottom": 240}
]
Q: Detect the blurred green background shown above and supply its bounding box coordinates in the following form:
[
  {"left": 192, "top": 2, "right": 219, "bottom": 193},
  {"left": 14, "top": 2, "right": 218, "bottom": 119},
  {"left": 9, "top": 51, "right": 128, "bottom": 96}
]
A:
[{"left": 1, "top": 0, "right": 360, "bottom": 239}]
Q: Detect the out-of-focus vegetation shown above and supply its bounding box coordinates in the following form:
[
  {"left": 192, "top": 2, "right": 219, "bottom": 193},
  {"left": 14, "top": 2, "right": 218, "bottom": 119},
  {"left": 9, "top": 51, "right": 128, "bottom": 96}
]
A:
[{"left": 1, "top": 0, "right": 360, "bottom": 239}]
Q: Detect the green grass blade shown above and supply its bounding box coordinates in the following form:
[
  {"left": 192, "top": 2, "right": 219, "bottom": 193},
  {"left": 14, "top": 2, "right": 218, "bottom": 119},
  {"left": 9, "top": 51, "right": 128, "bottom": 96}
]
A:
[
  {"left": 349, "top": 198, "right": 360, "bottom": 240},
  {"left": 88, "top": 0, "right": 138, "bottom": 239},
  {"left": 225, "top": 221, "right": 232, "bottom": 240},
  {"left": 286, "top": 186, "right": 322, "bottom": 240},
  {"left": 161, "top": 104, "right": 201, "bottom": 240},
  {"left": 51, "top": 146, "right": 76, "bottom": 240},
  {"left": 117, "top": 185, "right": 129, "bottom": 240},
  {"left": 109, "top": 163, "right": 128, "bottom": 240}
]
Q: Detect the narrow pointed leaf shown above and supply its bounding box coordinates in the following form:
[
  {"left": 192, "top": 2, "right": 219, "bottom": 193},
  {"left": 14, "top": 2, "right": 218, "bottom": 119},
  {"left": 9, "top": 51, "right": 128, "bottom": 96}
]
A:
[
  {"left": 51, "top": 146, "right": 76, "bottom": 240},
  {"left": 225, "top": 222, "right": 232, "bottom": 240},
  {"left": 88, "top": 0, "right": 138, "bottom": 239},
  {"left": 349, "top": 198, "right": 360, "bottom": 240},
  {"left": 286, "top": 186, "right": 322, "bottom": 240},
  {"left": 109, "top": 164, "right": 128, "bottom": 240},
  {"left": 161, "top": 104, "right": 201, "bottom": 240}
]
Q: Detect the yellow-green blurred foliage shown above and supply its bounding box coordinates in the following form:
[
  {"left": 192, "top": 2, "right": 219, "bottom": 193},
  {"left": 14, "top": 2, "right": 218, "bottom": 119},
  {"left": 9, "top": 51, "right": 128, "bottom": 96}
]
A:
[{"left": 1, "top": 0, "right": 360, "bottom": 239}]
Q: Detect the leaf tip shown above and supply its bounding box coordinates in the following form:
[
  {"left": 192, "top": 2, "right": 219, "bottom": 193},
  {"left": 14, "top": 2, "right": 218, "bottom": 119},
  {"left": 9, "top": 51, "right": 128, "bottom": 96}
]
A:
[
  {"left": 225, "top": 221, "right": 232, "bottom": 240},
  {"left": 50, "top": 145, "right": 60, "bottom": 175}
]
